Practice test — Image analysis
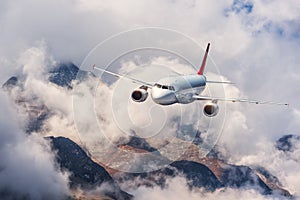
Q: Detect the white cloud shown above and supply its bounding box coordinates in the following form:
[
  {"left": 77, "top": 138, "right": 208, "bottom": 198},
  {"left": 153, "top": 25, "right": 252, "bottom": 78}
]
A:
[
  {"left": 6, "top": 44, "right": 81, "bottom": 143},
  {"left": 252, "top": 0, "right": 300, "bottom": 28},
  {"left": 1, "top": 0, "right": 300, "bottom": 198},
  {"left": 236, "top": 139, "right": 300, "bottom": 196},
  {"left": 0, "top": 91, "right": 70, "bottom": 199},
  {"left": 132, "top": 176, "right": 281, "bottom": 200}
]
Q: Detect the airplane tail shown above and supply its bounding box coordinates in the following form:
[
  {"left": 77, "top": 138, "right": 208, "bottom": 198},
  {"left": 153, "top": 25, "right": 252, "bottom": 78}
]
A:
[{"left": 197, "top": 43, "right": 210, "bottom": 75}]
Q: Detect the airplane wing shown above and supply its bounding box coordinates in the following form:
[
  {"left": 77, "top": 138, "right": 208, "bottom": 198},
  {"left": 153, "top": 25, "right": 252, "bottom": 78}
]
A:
[
  {"left": 193, "top": 94, "right": 289, "bottom": 106},
  {"left": 92, "top": 65, "right": 154, "bottom": 88}
]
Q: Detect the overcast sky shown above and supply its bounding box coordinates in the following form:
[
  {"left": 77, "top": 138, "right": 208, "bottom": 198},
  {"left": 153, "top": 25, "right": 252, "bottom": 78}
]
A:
[{"left": 0, "top": 0, "right": 300, "bottom": 199}]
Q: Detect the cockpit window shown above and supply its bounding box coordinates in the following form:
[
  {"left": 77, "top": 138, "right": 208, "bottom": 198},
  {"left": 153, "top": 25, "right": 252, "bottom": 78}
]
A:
[
  {"left": 155, "top": 83, "right": 175, "bottom": 91},
  {"left": 169, "top": 86, "right": 175, "bottom": 91}
]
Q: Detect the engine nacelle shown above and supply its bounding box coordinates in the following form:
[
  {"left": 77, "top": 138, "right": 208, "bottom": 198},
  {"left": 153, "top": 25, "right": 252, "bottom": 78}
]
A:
[
  {"left": 203, "top": 102, "right": 219, "bottom": 117},
  {"left": 131, "top": 88, "right": 148, "bottom": 102}
]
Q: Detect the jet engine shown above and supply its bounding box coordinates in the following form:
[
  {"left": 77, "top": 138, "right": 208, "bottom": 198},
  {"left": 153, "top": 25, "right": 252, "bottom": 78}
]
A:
[
  {"left": 131, "top": 87, "right": 148, "bottom": 102},
  {"left": 203, "top": 102, "right": 219, "bottom": 117}
]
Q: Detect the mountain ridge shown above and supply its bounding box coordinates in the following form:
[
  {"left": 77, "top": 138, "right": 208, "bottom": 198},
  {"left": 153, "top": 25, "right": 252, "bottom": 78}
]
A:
[{"left": 1, "top": 62, "right": 294, "bottom": 199}]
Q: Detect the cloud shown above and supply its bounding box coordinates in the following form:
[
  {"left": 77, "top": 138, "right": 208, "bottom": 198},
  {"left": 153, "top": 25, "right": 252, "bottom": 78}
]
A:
[
  {"left": 132, "top": 176, "right": 282, "bottom": 200},
  {"left": 250, "top": 0, "right": 300, "bottom": 36},
  {"left": 5, "top": 43, "right": 80, "bottom": 143},
  {"left": 0, "top": 91, "right": 70, "bottom": 199},
  {"left": 0, "top": 0, "right": 300, "bottom": 198},
  {"left": 234, "top": 138, "right": 300, "bottom": 197}
]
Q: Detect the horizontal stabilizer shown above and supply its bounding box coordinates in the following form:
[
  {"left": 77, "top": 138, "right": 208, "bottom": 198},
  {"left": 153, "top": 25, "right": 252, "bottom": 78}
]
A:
[
  {"left": 193, "top": 95, "right": 289, "bottom": 106},
  {"left": 206, "top": 80, "right": 234, "bottom": 84}
]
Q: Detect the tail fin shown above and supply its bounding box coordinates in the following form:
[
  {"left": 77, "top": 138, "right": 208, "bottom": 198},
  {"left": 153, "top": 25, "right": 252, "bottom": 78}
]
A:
[{"left": 197, "top": 43, "right": 210, "bottom": 75}]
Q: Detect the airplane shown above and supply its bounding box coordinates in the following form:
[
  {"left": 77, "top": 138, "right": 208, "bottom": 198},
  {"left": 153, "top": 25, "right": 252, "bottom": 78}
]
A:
[{"left": 92, "top": 43, "right": 288, "bottom": 117}]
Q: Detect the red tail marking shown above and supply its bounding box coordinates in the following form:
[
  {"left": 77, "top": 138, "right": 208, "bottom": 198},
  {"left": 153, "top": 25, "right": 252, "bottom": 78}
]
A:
[{"left": 197, "top": 43, "right": 210, "bottom": 75}]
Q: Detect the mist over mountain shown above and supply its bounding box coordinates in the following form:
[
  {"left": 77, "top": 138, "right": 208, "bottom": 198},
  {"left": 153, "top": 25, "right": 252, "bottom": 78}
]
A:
[
  {"left": 1, "top": 1, "right": 300, "bottom": 199},
  {"left": 1, "top": 61, "right": 297, "bottom": 199}
]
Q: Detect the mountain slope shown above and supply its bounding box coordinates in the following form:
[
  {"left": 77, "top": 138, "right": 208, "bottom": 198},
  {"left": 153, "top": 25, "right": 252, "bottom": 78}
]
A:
[
  {"left": 48, "top": 62, "right": 79, "bottom": 89},
  {"left": 276, "top": 134, "right": 300, "bottom": 152},
  {"left": 2, "top": 62, "right": 293, "bottom": 199},
  {"left": 48, "top": 136, "right": 133, "bottom": 200}
]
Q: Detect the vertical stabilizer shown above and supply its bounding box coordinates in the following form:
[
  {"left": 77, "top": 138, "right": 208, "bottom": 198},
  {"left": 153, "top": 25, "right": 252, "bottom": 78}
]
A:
[{"left": 197, "top": 43, "right": 210, "bottom": 75}]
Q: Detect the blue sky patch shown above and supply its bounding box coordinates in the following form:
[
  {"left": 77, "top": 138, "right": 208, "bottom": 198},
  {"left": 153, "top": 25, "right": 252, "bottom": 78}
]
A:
[{"left": 224, "top": 0, "right": 253, "bottom": 16}]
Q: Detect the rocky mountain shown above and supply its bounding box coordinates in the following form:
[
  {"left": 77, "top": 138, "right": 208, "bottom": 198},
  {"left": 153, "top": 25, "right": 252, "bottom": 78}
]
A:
[
  {"left": 48, "top": 62, "right": 79, "bottom": 89},
  {"left": 2, "top": 76, "right": 19, "bottom": 89},
  {"left": 178, "top": 144, "right": 292, "bottom": 197},
  {"left": 47, "top": 135, "right": 292, "bottom": 198},
  {"left": 2, "top": 76, "right": 50, "bottom": 133},
  {"left": 253, "top": 167, "right": 292, "bottom": 197},
  {"left": 48, "top": 136, "right": 133, "bottom": 200},
  {"left": 124, "top": 136, "right": 159, "bottom": 153},
  {"left": 114, "top": 141, "right": 291, "bottom": 197},
  {"left": 114, "top": 158, "right": 223, "bottom": 192},
  {"left": 276, "top": 134, "right": 300, "bottom": 152},
  {"left": 2, "top": 62, "right": 79, "bottom": 133},
  {"left": 2, "top": 62, "right": 294, "bottom": 199}
]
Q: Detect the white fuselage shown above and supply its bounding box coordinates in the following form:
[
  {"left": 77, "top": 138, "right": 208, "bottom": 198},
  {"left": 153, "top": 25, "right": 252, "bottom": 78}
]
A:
[{"left": 151, "top": 75, "right": 206, "bottom": 105}]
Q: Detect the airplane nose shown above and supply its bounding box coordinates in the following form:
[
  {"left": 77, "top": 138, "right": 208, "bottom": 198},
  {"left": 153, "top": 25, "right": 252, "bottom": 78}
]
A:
[{"left": 151, "top": 89, "right": 177, "bottom": 105}]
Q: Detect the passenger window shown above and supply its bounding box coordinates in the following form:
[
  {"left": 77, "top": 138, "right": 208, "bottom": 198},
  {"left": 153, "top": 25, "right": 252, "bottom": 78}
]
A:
[
  {"left": 155, "top": 84, "right": 162, "bottom": 88},
  {"left": 162, "top": 85, "right": 168, "bottom": 89}
]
